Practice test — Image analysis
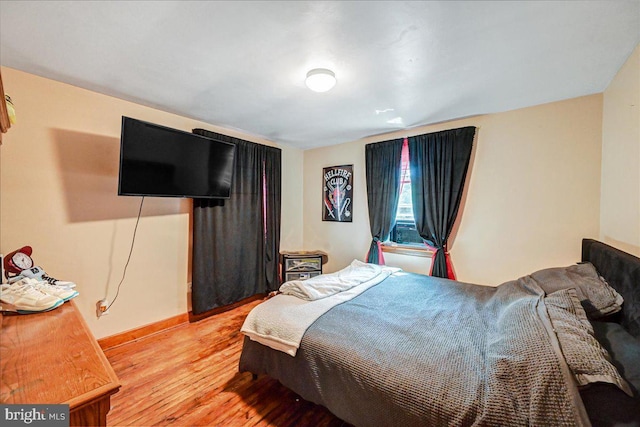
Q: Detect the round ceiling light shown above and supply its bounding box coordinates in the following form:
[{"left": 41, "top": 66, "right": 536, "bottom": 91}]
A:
[{"left": 305, "top": 68, "right": 337, "bottom": 93}]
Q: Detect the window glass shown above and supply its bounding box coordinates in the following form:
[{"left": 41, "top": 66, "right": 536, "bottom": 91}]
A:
[
  {"left": 388, "top": 140, "right": 423, "bottom": 246},
  {"left": 396, "top": 180, "right": 413, "bottom": 221}
]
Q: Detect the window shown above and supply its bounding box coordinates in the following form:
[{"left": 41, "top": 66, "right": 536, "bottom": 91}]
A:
[
  {"left": 396, "top": 140, "right": 413, "bottom": 222},
  {"left": 387, "top": 139, "right": 423, "bottom": 247}
]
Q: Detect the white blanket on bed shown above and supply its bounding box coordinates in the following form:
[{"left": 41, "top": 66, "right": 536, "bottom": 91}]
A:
[
  {"left": 241, "top": 261, "right": 400, "bottom": 356},
  {"left": 279, "top": 259, "right": 383, "bottom": 300}
]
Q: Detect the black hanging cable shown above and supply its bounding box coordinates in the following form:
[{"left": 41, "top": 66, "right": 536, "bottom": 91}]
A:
[{"left": 106, "top": 196, "right": 144, "bottom": 312}]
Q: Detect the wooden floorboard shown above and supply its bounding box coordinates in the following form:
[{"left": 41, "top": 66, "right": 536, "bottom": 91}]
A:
[{"left": 105, "top": 299, "right": 348, "bottom": 427}]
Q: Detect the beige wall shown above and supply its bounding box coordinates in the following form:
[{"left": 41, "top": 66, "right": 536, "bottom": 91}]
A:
[
  {"left": 601, "top": 44, "right": 640, "bottom": 256},
  {"left": 3, "top": 54, "right": 632, "bottom": 336},
  {"left": 281, "top": 147, "right": 304, "bottom": 250},
  {"left": 302, "top": 137, "right": 434, "bottom": 276},
  {"left": 0, "top": 67, "right": 303, "bottom": 338},
  {"left": 303, "top": 95, "right": 603, "bottom": 285}
]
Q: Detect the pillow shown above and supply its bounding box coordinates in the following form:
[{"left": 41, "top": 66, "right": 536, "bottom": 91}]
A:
[
  {"left": 531, "top": 262, "right": 623, "bottom": 319},
  {"left": 590, "top": 321, "right": 640, "bottom": 395},
  {"left": 545, "top": 288, "right": 632, "bottom": 396}
]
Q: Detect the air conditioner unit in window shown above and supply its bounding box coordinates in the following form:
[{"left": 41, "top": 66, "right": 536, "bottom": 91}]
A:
[{"left": 390, "top": 221, "right": 424, "bottom": 245}]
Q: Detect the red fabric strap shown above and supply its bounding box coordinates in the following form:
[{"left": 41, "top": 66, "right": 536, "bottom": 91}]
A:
[
  {"left": 377, "top": 240, "right": 385, "bottom": 265},
  {"left": 445, "top": 251, "right": 456, "bottom": 280},
  {"left": 425, "top": 243, "right": 456, "bottom": 280}
]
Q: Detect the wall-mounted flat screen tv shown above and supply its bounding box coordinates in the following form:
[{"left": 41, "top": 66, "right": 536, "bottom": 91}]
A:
[{"left": 118, "top": 117, "right": 236, "bottom": 199}]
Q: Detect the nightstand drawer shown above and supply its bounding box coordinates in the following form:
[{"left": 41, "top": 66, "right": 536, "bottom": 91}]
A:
[
  {"left": 285, "top": 257, "right": 322, "bottom": 272},
  {"left": 280, "top": 252, "right": 327, "bottom": 284},
  {"left": 285, "top": 271, "right": 321, "bottom": 282}
]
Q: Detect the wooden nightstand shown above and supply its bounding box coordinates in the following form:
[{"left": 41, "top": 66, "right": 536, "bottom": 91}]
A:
[{"left": 280, "top": 251, "right": 328, "bottom": 283}]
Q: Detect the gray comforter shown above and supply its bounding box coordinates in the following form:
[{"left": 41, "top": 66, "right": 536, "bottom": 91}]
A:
[{"left": 239, "top": 272, "right": 590, "bottom": 426}]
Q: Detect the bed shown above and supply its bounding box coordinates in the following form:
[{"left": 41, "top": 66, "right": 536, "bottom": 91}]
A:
[{"left": 238, "top": 239, "right": 640, "bottom": 426}]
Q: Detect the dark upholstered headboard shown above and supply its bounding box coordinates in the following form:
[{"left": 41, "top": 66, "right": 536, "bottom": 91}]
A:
[{"left": 582, "top": 239, "right": 640, "bottom": 338}]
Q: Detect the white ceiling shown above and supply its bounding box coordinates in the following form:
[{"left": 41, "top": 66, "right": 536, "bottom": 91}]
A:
[{"left": 1, "top": 1, "right": 639, "bottom": 149}]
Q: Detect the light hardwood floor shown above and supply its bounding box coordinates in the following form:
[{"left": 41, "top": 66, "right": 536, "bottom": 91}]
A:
[{"left": 104, "top": 299, "right": 347, "bottom": 426}]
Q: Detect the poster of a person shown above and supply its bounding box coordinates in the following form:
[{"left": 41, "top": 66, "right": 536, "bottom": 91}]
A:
[{"left": 322, "top": 165, "right": 353, "bottom": 222}]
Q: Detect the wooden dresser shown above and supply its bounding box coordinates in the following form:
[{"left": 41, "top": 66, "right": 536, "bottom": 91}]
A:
[{"left": 0, "top": 301, "right": 120, "bottom": 426}]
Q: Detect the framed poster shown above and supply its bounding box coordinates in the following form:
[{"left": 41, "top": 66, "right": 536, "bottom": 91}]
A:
[{"left": 322, "top": 164, "right": 353, "bottom": 222}]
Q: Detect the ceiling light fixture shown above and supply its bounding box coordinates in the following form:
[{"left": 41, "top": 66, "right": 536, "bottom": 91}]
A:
[{"left": 305, "top": 68, "right": 337, "bottom": 93}]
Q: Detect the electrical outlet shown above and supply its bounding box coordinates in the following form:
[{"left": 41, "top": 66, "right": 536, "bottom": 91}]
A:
[{"left": 96, "top": 299, "right": 110, "bottom": 318}]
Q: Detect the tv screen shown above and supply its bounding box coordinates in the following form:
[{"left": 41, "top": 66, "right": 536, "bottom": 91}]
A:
[{"left": 118, "top": 117, "right": 236, "bottom": 199}]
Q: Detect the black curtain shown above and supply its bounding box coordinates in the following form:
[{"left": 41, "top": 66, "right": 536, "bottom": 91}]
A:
[
  {"left": 408, "top": 127, "right": 475, "bottom": 278},
  {"left": 191, "top": 129, "right": 281, "bottom": 315},
  {"left": 365, "top": 138, "right": 404, "bottom": 264}
]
